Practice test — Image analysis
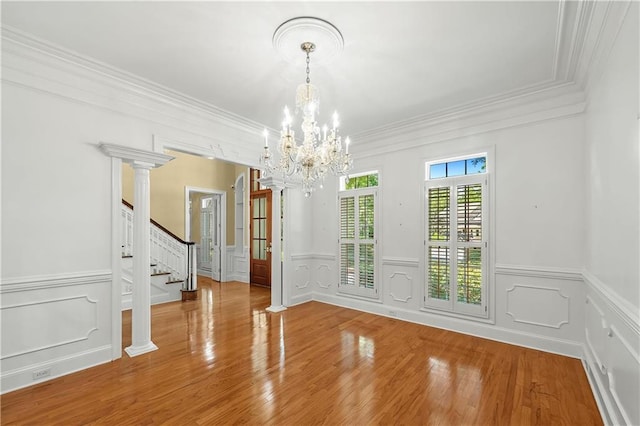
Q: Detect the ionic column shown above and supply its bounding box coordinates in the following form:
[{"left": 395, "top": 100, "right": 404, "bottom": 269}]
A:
[{"left": 125, "top": 161, "right": 158, "bottom": 357}]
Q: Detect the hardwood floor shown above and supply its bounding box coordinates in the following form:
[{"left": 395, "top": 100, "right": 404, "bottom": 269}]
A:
[{"left": 1, "top": 277, "right": 602, "bottom": 425}]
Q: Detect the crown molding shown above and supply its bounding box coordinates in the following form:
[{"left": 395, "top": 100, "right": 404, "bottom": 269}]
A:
[
  {"left": 350, "top": 0, "right": 630, "bottom": 157},
  {"left": 1, "top": 25, "right": 265, "bottom": 166},
  {"left": 352, "top": 88, "right": 586, "bottom": 159},
  {"left": 575, "top": 1, "right": 633, "bottom": 96},
  {"left": 1, "top": 25, "right": 265, "bottom": 134},
  {"left": 1, "top": 1, "right": 631, "bottom": 161}
]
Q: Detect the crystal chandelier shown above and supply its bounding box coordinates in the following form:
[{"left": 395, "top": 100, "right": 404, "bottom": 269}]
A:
[{"left": 260, "top": 41, "right": 353, "bottom": 197}]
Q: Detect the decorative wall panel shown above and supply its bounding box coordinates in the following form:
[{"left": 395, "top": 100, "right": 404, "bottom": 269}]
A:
[
  {"left": 607, "top": 325, "right": 640, "bottom": 426},
  {"left": 389, "top": 272, "right": 413, "bottom": 303},
  {"left": 316, "top": 263, "right": 333, "bottom": 289},
  {"left": 294, "top": 264, "right": 310, "bottom": 289},
  {"left": 1, "top": 296, "right": 98, "bottom": 359},
  {"left": 585, "top": 295, "right": 608, "bottom": 374},
  {"left": 506, "top": 284, "right": 569, "bottom": 328}
]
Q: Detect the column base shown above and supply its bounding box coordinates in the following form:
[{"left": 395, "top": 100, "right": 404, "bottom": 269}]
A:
[
  {"left": 124, "top": 342, "right": 158, "bottom": 357},
  {"left": 266, "top": 305, "right": 287, "bottom": 313}
]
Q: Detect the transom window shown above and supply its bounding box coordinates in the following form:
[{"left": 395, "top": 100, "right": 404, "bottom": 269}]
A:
[
  {"left": 428, "top": 156, "right": 486, "bottom": 180},
  {"left": 339, "top": 171, "right": 379, "bottom": 298},
  {"left": 425, "top": 155, "right": 488, "bottom": 318}
]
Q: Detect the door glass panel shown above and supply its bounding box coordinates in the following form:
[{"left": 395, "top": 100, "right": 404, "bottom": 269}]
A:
[
  {"left": 252, "top": 219, "right": 260, "bottom": 238},
  {"left": 259, "top": 240, "right": 266, "bottom": 260},
  {"left": 252, "top": 240, "right": 260, "bottom": 259}
]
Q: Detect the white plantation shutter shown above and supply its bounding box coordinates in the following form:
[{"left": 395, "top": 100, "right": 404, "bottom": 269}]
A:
[
  {"left": 426, "top": 174, "right": 488, "bottom": 317},
  {"left": 339, "top": 188, "right": 377, "bottom": 297},
  {"left": 340, "top": 196, "right": 355, "bottom": 287}
]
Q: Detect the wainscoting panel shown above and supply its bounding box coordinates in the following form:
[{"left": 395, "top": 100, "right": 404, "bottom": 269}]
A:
[
  {"left": 0, "top": 271, "right": 113, "bottom": 394},
  {"left": 285, "top": 254, "right": 314, "bottom": 306},
  {"left": 315, "top": 263, "right": 334, "bottom": 290},
  {"left": 583, "top": 271, "right": 640, "bottom": 426},
  {"left": 294, "top": 264, "right": 310, "bottom": 289},
  {"left": 382, "top": 257, "right": 420, "bottom": 308},
  {"left": 311, "top": 254, "right": 336, "bottom": 292},
  {"left": 505, "top": 285, "right": 569, "bottom": 329},
  {"left": 1, "top": 296, "right": 98, "bottom": 359},
  {"left": 495, "top": 265, "right": 584, "bottom": 347},
  {"left": 227, "top": 246, "right": 248, "bottom": 283}
]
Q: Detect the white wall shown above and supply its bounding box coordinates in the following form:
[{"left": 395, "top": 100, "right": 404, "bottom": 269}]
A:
[
  {"left": 284, "top": 186, "right": 315, "bottom": 306},
  {"left": 585, "top": 3, "right": 639, "bottom": 310},
  {"left": 0, "top": 32, "right": 263, "bottom": 393},
  {"left": 308, "top": 112, "right": 588, "bottom": 356},
  {"left": 583, "top": 3, "right": 639, "bottom": 425}
]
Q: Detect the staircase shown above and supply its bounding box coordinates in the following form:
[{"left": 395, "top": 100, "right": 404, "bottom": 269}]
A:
[{"left": 121, "top": 200, "right": 196, "bottom": 310}]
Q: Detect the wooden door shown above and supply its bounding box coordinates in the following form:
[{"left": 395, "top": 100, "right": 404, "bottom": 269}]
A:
[{"left": 250, "top": 190, "right": 272, "bottom": 287}]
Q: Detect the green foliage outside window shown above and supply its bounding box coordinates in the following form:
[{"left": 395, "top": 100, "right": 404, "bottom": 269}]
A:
[{"left": 345, "top": 173, "right": 378, "bottom": 190}]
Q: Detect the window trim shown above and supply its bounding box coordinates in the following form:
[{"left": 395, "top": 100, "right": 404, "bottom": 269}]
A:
[
  {"left": 338, "top": 170, "right": 380, "bottom": 300},
  {"left": 422, "top": 149, "right": 494, "bottom": 321}
]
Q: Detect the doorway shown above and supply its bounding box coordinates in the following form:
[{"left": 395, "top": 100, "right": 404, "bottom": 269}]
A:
[
  {"left": 185, "top": 186, "right": 227, "bottom": 282},
  {"left": 249, "top": 169, "right": 272, "bottom": 287},
  {"left": 198, "top": 194, "right": 222, "bottom": 281}
]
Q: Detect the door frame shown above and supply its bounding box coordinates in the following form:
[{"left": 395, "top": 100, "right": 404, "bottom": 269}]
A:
[
  {"left": 185, "top": 186, "right": 227, "bottom": 282},
  {"left": 249, "top": 189, "right": 272, "bottom": 287}
]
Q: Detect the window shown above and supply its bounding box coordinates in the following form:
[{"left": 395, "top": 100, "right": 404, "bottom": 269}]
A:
[
  {"left": 339, "top": 171, "right": 378, "bottom": 298},
  {"left": 425, "top": 156, "right": 488, "bottom": 317}
]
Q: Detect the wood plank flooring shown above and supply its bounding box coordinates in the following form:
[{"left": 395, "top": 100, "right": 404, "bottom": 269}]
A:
[{"left": 1, "top": 277, "right": 602, "bottom": 425}]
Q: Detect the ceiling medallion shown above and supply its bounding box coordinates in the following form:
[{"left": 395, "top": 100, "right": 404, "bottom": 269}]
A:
[{"left": 272, "top": 16, "right": 344, "bottom": 65}]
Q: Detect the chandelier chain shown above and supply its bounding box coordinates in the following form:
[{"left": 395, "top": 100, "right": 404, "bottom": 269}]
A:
[{"left": 305, "top": 50, "right": 311, "bottom": 84}]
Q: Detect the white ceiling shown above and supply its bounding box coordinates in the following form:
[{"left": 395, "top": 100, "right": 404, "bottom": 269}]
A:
[{"left": 2, "top": 1, "right": 571, "bottom": 138}]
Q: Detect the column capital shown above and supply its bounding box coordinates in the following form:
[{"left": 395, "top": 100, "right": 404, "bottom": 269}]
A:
[
  {"left": 258, "top": 175, "right": 295, "bottom": 191},
  {"left": 99, "top": 142, "right": 173, "bottom": 168},
  {"left": 131, "top": 160, "right": 155, "bottom": 170}
]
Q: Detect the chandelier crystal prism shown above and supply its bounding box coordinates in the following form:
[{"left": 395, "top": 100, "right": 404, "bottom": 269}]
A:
[{"left": 260, "top": 40, "right": 353, "bottom": 197}]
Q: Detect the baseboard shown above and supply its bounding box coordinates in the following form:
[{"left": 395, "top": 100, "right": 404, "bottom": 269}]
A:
[
  {"left": 227, "top": 272, "right": 249, "bottom": 283},
  {"left": 0, "top": 344, "right": 112, "bottom": 394},
  {"left": 311, "top": 292, "right": 583, "bottom": 358},
  {"left": 288, "top": 293, "right": 313, "bottom": 307}
]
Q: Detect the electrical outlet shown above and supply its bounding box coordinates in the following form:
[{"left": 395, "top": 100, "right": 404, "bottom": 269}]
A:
[
  {"left": 32, "top": 367, "right": 51, "bottom": 380},
  {"left": 388, "top": 310, "right": 397, "bottom": 317}
]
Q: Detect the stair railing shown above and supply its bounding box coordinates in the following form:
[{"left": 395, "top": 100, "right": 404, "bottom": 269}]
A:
[{"left": 122, "top": 200, "right": 196, "bottom": 291}]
